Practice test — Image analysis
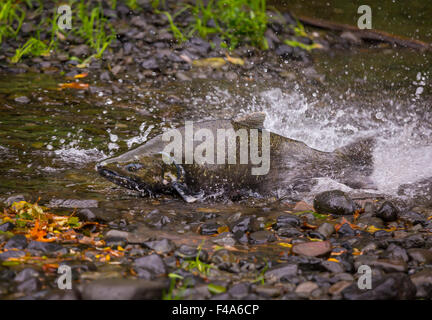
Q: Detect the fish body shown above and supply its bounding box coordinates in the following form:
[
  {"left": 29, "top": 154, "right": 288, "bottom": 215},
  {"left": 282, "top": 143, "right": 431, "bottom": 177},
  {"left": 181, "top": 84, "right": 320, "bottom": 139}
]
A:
[{"left": 97, "top": 114, "right": 375, "bottom": 202}]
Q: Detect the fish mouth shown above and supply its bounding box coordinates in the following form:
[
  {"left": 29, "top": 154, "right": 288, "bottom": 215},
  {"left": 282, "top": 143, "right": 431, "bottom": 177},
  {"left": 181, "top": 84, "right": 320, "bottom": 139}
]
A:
[{"left": 96, "top": 165, "right": 152, "bottom": 195}]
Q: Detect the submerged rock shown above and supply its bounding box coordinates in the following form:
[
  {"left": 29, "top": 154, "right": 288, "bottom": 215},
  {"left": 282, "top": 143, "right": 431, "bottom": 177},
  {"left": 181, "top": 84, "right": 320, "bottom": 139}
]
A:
[{"left": 313, "top": 190, "right": 356, "bottom": 215}]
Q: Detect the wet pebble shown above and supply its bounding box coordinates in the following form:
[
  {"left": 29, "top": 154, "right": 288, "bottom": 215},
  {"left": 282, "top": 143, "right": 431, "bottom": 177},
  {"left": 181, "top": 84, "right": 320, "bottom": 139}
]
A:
[
  {"left": 224, "top": 283, "right": 249, "bottom": 299},
  {"left": 249, "top": 230, "right": 276, "bottom": 244},
  {"left": 14, "top": 268, "right": 39, "bottom": 283},
  {"left": 4, "top": 235, "right": 28, "bottom": 250},
  {"left": 230, "top": 216, "right": 258, "bottom": 233},
  {"left": 317, "top": 222, "right": 335, "bottom": 239},
  {"left": 174, "top": 245, "right": 208, "bottom": 262},
  {"left": 277, "top": 227, "right": 302, "bottom": 238},
  {"left": 410, "top": 269, "right": 432, "bottom": 298},
  {"left": 0, "top": 250, "right": 25, "bottom": 261},
  {"left": 376, "top": 201, "right": 399, "bottom": 222},
  {"left": 342, "top": 273, "right": 416, "bottom": 300},
  {"left": 211, "top": 232, "right": 236, "bottom": 247},
  {"left": 264, "top": 263, "right": 298, "bottom": 282},
  {"left": 200, "top": 222, "right": 221, "bottom": 235},
  {"left": 143, "top": 239, "right": 176, "bottom": 254},
  {"left": 313, "top": 190, "right": 356, "bottom": 215},
  {"left": 292, "top": 240, "right": 332, "bottom": 257},
  {"left": 0, "top": 222, "right": 15, "bottom": 232},
  {"left": 273, "top": 214, "right": 301, "bottom": 229},
  {"left": 399, "top": 210, "right": 426, "bottom": 225},
  {"left": 14, "top": 96, "right": 30, "bottom": 104},
  {"left": 321, "top": 260, "right": 345, "bottom": 273},
  {"left": 16, "top": 278, "right": 40, "bottom": 294},
  {"left": 80, "top": 279, "right": 167, "bottom": 300},
  {"left": 27, "top": 241, "right": 64, "bottom": 254},
  {"left": 295, "top": 281, "right": 319, "bottom": 297},
  {"left": 133, "top": 254, "right": 166, "bottom": 276},
  {"left": 407, "top": 248, "right": 432, "bottom": 264}
]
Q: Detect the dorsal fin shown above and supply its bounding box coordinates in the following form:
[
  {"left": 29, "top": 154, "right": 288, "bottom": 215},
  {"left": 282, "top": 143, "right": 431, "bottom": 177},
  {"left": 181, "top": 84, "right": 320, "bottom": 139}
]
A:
[{"left": 233, "top": 112, "right": 266, "bottom": 128}]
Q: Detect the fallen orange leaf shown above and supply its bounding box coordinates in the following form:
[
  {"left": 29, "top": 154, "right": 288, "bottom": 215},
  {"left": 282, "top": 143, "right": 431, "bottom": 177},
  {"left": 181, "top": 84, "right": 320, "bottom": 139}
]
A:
[
  {"left": 58, "top": 83, "right": 89, "bottom": 90},
  {"left": 74, "top": 72, "right": 88, "bottom": 79},
  {"left": 335, "top": 217, "right": 361, "bottom": 232}
]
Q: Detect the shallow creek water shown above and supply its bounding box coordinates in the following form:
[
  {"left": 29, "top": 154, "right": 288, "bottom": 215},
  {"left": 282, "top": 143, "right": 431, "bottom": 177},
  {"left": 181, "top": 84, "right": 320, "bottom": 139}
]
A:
[{"left": 0, "top": 46, "right": 431, "bottom": 249}]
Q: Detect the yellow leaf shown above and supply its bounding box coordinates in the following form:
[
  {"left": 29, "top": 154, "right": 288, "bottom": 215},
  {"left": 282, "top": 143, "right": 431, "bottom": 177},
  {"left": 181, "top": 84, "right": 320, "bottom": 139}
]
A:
[
  {"left": 217, "top": 226, "right": 229, "bottom": 234},
  {"left": 225, "top": 54, "right": 244, "bottom": 66},
  {"left": 327, "top": 258, "right": 340, "bottom": 263},
  {"left": 278, "top": 242, "right": 292, "bottom": 248},
  {"left": 366, "top": 225, "right": 382, "bottom": 233},
  {"left": 74, "top": 72, "right": 88, "bottom": 79},
  {"left": 192, "top": 57, "right": 226, "bottom": 68}
]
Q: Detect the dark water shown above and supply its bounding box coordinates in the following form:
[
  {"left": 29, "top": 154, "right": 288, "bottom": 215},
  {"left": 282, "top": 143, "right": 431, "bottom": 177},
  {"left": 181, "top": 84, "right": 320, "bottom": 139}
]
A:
[{"left": 273, "top": 0, "right": 432, "bottom": 42}]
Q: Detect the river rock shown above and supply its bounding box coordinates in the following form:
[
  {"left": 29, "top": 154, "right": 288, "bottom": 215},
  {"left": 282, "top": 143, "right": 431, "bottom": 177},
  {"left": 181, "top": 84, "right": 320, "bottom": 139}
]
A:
[
  {"left": 317, "top": 223, "right": 335, "bottom": 239},
  {"left": 295, "top": 281, "right": 319, "bottom": 297},
  {"left": 264, "top": 264, "right": 298, "bottom": 282},
  {"left": 80, "top": 279, "right": 167, "bottom": 300},
  {"left": 27, "top": 241, "right": 64, "bottom": 253},
  {"left": 14, "top": 268, "right": 39, "bottom": 283},
  {"left": 174, "top": 245, "right": 208, "bottom": 262},
  {"left": 410, "top": 269, "right": 432, "bottom": 298},
  {"left": 249, "top": 230, "right": 276, "bottom": 244},
  {"left": 133, "top": 254, "right": 166, "bottom": 275},
  {"left": 228, "top": 282, "right": 250, "bottom": 299},
  {"left": 273, "top": 214, "right": 301, "bottom": 229},
  {"left": 313, "top": 190, "right": 356, "bottom": 215},
  {"left": 407, "top": 248, "right": 432, "bottom": 264},
  {"left": 4, "top": 235, "right": 28, "bottom": 250},
  {"left": 230, "top": 216, "right": 258, "bottom": 233},
  {"left": 376, "top": 201, "right": 398, "bottom": 222},
  {"left": 0, "top": 222, "right": 15, "bottom": 232},
  {"left": 142, "top": 239, "right": 175, "bottom": 254},
  {"left": 342, "top": 273, "right": 416, "bottom": 300},
  {"left": 292, "top": 240, "right": 332, "bottom": 257}
]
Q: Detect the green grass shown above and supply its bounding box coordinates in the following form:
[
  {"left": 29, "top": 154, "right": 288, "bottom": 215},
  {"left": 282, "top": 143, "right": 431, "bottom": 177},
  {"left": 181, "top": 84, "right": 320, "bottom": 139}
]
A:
[
  {"left": 76, "top": 0, "right": 116, "bottom": 60},
  {"left": 181, "top": 242, "right": 213, "bottom": 275},
  {"left": 11, "top": 37, "right": 49, "bottom": 63},
  {"left": 7, "top": 0, "right": 116, "bottom": 64},
  {"left": 159, "top": 0, "right": 268, "bottom": 50},
  {"left": 0, "top": 0, "right": 26, "bottom": 44},
  {"left": 162, "top": 273, "right": 187, "bottom": 300},
  {"left": 252, "top": 259, "right": 268, "bottom": 285}
]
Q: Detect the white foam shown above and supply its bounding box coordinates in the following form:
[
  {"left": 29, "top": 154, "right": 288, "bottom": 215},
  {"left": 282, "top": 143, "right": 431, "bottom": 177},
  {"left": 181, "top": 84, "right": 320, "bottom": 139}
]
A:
[
  {"left": 54, "top": 147, "right": 106, "bottom": 165},
  {"left": 253, "top": 87, "right": 432, "bottom": 197}
]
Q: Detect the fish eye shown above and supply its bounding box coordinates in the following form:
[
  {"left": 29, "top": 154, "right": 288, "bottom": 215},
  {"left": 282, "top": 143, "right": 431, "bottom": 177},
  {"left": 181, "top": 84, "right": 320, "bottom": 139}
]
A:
[{"left": 125, "top": 163, "right": 143, "bottom": 172}]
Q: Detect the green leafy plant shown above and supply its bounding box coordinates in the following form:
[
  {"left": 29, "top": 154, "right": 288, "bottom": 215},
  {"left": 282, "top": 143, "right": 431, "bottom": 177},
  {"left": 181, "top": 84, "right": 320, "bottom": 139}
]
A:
[
  {"left": 10, "top": 37, "right": 49, "bottom": 63},
  {"left": 252, "top": 259, "right": 268, "bottom": 285},
  {"left": 76, "top": 0, "right": 116, "bottom": 62},
  {"left": 162, "top": 273, "right": 187, "bottom": 300},
  {"left": 181, "top": 242, "right": 213, "bottom": 275},
  {"left": 160, "top": 0, "right": 268, "bottom": 50},
  {"left": 0, "top": 0, "right": 26, "bottom": 44}
]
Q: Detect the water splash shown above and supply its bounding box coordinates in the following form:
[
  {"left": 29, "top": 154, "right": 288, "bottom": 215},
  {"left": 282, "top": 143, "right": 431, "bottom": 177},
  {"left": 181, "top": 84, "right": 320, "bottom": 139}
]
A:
[
  {"left": 54, "top": 147, "right": 106, "bottom": 165},
  {"left": 255, "top": 87, "right": 432, "bottom": 198}
]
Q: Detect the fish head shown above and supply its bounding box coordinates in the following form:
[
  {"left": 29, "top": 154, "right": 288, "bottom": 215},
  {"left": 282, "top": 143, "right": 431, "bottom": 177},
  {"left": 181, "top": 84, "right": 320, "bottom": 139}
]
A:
[{"left": 96, "top": 149, "right": 180, "bottom": 196}]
